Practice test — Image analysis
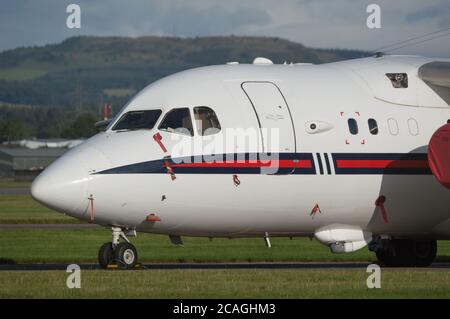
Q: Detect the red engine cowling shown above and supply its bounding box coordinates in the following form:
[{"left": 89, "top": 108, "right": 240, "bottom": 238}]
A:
[{"left": 428, "top": 123, "right": 450, "bottom": 189}]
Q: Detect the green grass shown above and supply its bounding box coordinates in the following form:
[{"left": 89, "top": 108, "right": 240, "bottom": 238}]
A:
[
  {"left": 0, "top": 194, "right": 79, "bottom": 224},
  {"left": 1, "top": 269, "right": 449, "bottom": 298},
  {"left": 0, "top": 229, "right": 368, "bottom": 263},
  {"left": 1, "top": 194, "right": 449, "bottom": 300},
  {"left": 0, "top": 228, "right": 449, "bottom": 298},
  {"left": 1, "top": 229, "right": 450, "bottom": 264},
  {"left": 0, "top": 68, "right": 47, "bottom": 81}
]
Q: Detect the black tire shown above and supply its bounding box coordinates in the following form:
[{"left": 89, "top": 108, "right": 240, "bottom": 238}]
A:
[
  {"left": 98, "top": 242, "right": 114, "bottom": 269},
  {"left": 375, "top": 249, "right": 395, "bottom": 267},
  {"left": 113, "top": 242, "right": 138, "bottom": 269},
  {"left": 409, "top": 240, "right": 437, "bottom": 267},
  {"left": 375, "top": 238, "right": 397, "bottom": 267},
  {"left": 376, "top": 239, "right": 436, "bottom": 267}
]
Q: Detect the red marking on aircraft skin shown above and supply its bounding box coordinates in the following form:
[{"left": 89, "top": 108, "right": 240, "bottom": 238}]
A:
[
  {"left": 171, "top": 160, "right": 313, "bottom": 169},
  {"left": 361, "top": 139, "right": 366, "bottom": 145},
  {"left": 163, "top": 160, "right": 176, "bottom": 180},
  {"left": 340, "top": 112, "right": 344, "bottom": 117},
  {"left": 146, "top": 214, "right": 161, "bottom": 222},
  {"left": 153, "top": 132, "right": 168, "bottom": 153},
  {"left": 310, "top": 203, "right": 322, "bottom": 218},
  {"left": 233, "top": 174, "right": 241, "bottom": 186},
  {"left": 355, "top": 112, "right": 361, "bottom": 116},
  {"left": 345, "top": 140, "right": 350, "bottom": 145},
  {"left": 375, "top": 196, "right": 388, "bottom": 224},
  {"left": 336, "top": 159, "right": 429, "bottom": 169}
]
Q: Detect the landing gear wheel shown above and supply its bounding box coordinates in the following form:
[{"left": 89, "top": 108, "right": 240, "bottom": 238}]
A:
[
  {"left": 375, "top": 249, "right": 395, "bottom": 266},
  {"left": 113, "top": 242, "right": 138, "bottom": 269},
  {"left": 376, "top": 239, "right": 437, "bottom": 267},
  {"left": 98, "top": 242, "right": 114, "bottom": 269},
  {"left": 408, "top": 240, "right": 437, "bottom": 267}
]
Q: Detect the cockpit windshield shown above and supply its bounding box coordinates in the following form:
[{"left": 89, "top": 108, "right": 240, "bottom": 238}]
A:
[{"left": 112, "top": 110, "right": 162, "bottom": 131}]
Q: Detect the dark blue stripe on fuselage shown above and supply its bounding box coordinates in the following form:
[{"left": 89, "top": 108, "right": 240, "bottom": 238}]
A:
[
  {"left": 94, "top": 152, "right": 432, "bottom": 176},
  {"left": 316, "top": 153, "right": 324, "bottom": 175},
  {"left": 332, "top": 153, "right": 428, "bottom": 161},
  {"left": 96, "top": 153, "right": 316, "bottom": 176},
  {"left": 324, "top": 153, "right": 332, "bottom": 175},
  {"left": 333, "top": 168, "right": 431, "bottom": 175}
]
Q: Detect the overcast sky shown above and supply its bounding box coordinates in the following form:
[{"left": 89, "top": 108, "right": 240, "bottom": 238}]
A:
[{"left": 0, "top": 0, "right": 449, "bottom": 57}]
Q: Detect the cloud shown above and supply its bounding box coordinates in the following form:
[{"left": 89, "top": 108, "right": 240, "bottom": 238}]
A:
[
  {"left": 406, "top": 0, "right": 450, "bottom": 27},
  {"left": 0, "top": 0, "right": 448, "bottom": 57},
  {"left": 77, "top": 0, "right": 271, "bottom": 37},
  {"left": 240, "top": 0, "right": 450, "bottom": 57},
  {"left": 0, "top": 0, "right": 271, "bottom": 50}
]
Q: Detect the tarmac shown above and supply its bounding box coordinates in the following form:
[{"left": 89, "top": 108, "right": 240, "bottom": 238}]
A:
[{"left": 1, "top": 262, "right": 449, "bottom": 271}]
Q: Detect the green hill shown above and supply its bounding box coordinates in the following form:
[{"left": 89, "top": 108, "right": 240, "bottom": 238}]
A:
[{"left": 0, "top": 36, "right": 369, "bottom": 109}]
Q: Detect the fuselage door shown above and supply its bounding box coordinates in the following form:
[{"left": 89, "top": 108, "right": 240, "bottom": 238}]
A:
[{"left": 241, "top": 81, "right": 296, "bottom": 153}]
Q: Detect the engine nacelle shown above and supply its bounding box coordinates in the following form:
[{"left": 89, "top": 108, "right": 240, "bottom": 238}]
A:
[{"left": 428, "top": 123, "right": 450, "bottom": 189}]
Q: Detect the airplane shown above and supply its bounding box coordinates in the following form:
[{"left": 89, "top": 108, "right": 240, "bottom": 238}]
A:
[{"left": 30, "top": 54, "right": 450, "bottom": 269}]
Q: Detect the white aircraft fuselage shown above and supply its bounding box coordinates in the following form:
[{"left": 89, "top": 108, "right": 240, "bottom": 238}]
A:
[{"left": 31, "top": 55, "right": 450, "bottom": 267}]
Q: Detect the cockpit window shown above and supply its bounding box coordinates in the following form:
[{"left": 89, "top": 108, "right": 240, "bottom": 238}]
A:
[
  {"left": 112, "top": 110, "right": 162, "bottom": 131},
  {"left": 194, "top": 106, "right": 221, "bottom": 136},
  {"left": 158, "top": 108, "right": 194, "bottom": 136}
]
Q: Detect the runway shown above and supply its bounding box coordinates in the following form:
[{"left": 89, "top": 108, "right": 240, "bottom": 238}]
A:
[{"left": 1, "top": 262, "right": 450, "bottom": 271}]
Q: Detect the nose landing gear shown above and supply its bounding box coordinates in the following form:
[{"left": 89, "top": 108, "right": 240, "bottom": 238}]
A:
[{"left": 98, "top": 227, "right": 138, "bottom": 269}]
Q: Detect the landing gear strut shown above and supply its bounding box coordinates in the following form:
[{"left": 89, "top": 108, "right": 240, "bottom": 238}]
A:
[
  {"left": 98, "top": 227, "right": 138, "bottom": 269},
  {"left": 370, "top": 237, "right": 437, "bottom": 267}
]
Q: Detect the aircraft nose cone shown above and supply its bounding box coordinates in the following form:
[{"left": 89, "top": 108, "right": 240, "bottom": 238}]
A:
[
  {"left": 31, "top": 145, "right": 110, "bottom": 218},
  {"left": 31, "top": 155, "right": 88, "bottom": 215}
]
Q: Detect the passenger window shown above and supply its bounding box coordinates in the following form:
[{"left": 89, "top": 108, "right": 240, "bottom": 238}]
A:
[
  {"left": 408, "top": 118, "right": 419, "bottom": 136},
  {"left": 112, "top": 110, "right": 162, "bottom": 131},
  {"left": 368, "top": 118, "right": 378, "bottom": 135},
  {"left": 388, "top": 118, "right": 399, "bottom": 136},
  {"left": 158, "top": 108, "right": 194, "bottom": 136},
  {"left": 194, "top": 107, "right": 221, "bottom": 136},
  {"left": 348, "top": 118, "right": 358, "bottom": 135}
]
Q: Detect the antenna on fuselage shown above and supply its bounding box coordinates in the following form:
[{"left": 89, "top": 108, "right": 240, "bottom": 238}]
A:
[
  {"left": 371, "top": 26, "right": 450, "bottom": 55},
  {"left": 374, "top": 52, "right": 384, "bottom": 58}
]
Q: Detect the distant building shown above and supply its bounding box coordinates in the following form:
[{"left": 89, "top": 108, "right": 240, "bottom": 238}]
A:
[
  {"left": 0, "top": 147, "right": 69, "bottom": 181},
  {"left": 2, "top": 138, "right": 84, "bottom": 150}
]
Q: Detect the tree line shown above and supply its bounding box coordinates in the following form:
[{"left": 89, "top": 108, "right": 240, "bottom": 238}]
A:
[{"left": 0, "top": 105, "right": 101, "bottom": 142}]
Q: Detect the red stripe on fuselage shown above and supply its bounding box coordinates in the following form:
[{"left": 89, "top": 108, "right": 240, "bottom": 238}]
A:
[
  {"left": 172, "top": 160, "right": 313, "bottom": 169},
  {"left": 336, "top": 159, "right": 429, "bottom": 169}
]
